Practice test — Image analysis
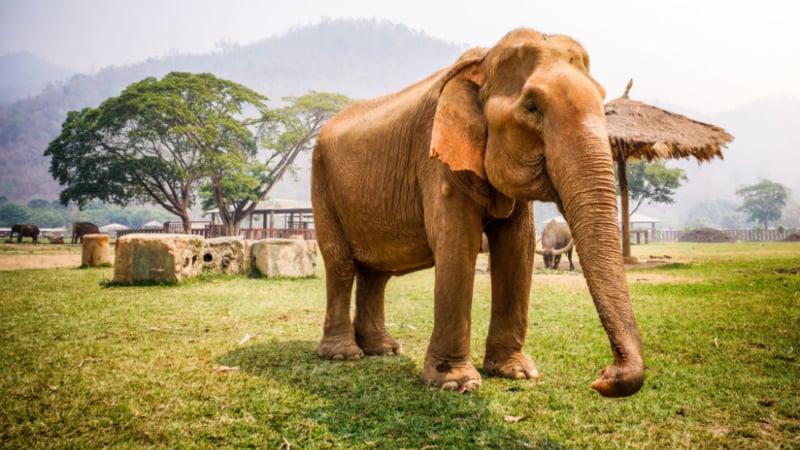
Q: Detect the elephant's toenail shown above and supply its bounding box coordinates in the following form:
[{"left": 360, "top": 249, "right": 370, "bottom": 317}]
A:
[
  {"left": 441, "top": 381, "right": 459, "bottom": 391},
  {"left": 463, "top": 380, "right": 480, "bottom": 392}
]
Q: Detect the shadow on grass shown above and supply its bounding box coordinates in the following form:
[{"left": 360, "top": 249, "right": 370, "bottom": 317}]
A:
[{"left": 219, "top": 340, "right": 565, "bottom": 448}]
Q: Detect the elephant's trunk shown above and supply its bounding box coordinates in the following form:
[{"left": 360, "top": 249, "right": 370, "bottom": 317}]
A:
[{"left": 547, "top": 123, "right": 645, "bottom": 397}]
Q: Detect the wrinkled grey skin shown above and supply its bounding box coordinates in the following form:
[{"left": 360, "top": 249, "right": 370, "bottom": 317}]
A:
[{"left": 536, "top": 220, "right": 574, "bottom": 270}]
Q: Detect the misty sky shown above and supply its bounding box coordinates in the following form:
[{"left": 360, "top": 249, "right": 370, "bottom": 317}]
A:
[{"left": 1, "top": 0, "right": 799, "bottom": 115}]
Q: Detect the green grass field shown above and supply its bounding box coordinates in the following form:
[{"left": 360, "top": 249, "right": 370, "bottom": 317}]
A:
[{"left": 1, "top": 242, "right": 798, "bottom": 448}]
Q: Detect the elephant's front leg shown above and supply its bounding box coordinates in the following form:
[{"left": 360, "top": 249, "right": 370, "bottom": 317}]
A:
[
  {"left": 421, "top": 206, "right": 484, "bottom": 391},
  {"left": 483, "top": 203, "right": 539, "bottom": 380}
]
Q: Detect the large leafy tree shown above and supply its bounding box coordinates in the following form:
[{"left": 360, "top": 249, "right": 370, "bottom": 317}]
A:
[
  {"left": 45, "top": 72, "right": 269, "bottom": 232},
  {"left": 736, "top": 179, "right": 789, "bottom": 229},
  {"left": 200, "top": 91, "right": 351, "bottom": 235},
  {"left": 621, "top": 160, "right": 688, "bottom": 215}
]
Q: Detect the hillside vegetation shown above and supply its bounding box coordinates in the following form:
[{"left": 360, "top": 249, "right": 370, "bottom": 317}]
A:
[{"left": 0, "top": 19, "right": 463, "bottom": 202}]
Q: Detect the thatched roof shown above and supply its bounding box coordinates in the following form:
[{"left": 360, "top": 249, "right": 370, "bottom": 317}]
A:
[{"left": 604, "top": 80, "right": 734, "bottom": 162}]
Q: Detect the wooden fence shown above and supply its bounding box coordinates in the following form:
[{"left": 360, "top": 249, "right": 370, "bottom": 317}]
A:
[
  {"left": 241, "top": 228, "right": 316, "bottom": 240},
  {"left": 117, "top": 222, "right": 315, "bottom": 241},
  {"left": 652, "top": 229, "right": 793, "bottom": 242}
]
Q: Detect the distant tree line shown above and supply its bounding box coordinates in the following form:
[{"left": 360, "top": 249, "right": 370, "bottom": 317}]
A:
[
  {"left": 616, "top": 162, "right": 797, "bottom": 231},
  {"left": 0, "top": 197, "right": 174, "bottom": 229},
  {"left": 678, "top": 179, "right": 796, "bottom": 231},
  {"left": 0, "top": 19, "right": 460, "bottom": 204}
]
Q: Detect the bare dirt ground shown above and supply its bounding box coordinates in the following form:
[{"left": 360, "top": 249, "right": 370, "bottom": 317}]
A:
[
  {"left": 475, "top": 253, "right": 682, "bottom": 288},
  {"left": 0, "top": 255, "right": 81, "bottom": 270},
  {"left": 0, "top": 244, "right": 114, "bottom": 271},
  {"left": 3, "top": 244, "right": 675, "bottom": 278},
  {"left": 0, "top": 253, "right": 83, "bottom": 271}
]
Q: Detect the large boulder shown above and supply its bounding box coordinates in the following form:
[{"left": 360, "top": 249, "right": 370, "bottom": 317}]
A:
[
  {"left": 202, "top": 237, "right": 248, "bottom": 275},
  {"left": 113, "top": 233, "right": 204, "bottom": 283},
  {"left": 81, "top": 233, "right": 111, "bottom": 267},
  {"left": 251, "top": 238, "right": 318, "bottom": 278}
]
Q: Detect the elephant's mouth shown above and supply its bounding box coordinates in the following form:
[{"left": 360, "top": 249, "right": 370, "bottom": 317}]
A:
[{"left": 498, "top": 154, "right": 560, "bottom": 204}]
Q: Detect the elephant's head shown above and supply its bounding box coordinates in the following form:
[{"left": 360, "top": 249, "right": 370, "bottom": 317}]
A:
[{"left": 430, "top": 29, "right": 644, "bottom": 397}]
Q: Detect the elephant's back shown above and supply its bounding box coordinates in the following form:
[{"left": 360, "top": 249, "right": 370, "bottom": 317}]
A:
[
  {"left": 311, "top": 73, "right": 444, "bottom": 270},
  {"left": 313, "top": 67, "right": 443, "bottom": 211}
]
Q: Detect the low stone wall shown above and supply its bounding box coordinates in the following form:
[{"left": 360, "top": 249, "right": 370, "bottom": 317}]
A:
[
  {"left": 251, "top": 238, "right": 318, "bottom": 278},
  {"left": 113, "top": 233, "right": 204, "bottom": 284}
]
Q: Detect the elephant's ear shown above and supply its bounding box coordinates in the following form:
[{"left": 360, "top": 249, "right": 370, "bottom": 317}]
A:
[{"left": 430, "top": 59, "right": 486, "bottom": 179}]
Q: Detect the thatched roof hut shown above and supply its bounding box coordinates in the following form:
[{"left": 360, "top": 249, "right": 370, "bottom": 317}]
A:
[
  {"left": 605, "top": 80, "right": 733, "bottom": 162},
  {"left": 604, "top": 80, "right": 734, "bottom": 262}
]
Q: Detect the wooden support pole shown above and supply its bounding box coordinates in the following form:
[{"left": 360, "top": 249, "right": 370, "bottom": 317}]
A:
[{"left": 617, "top": 157, "right": 637, "bottom": 263}]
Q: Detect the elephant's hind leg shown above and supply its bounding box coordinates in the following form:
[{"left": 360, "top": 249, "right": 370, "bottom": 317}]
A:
[
  {"left": 316, "top": 256, "right": 363, "bottom": 361},
  {"left": 313, "top": 193, "right": 363, "bottom": 361},
  {"left": 354, "top": 271, "right": 403, "bottom": 355}
]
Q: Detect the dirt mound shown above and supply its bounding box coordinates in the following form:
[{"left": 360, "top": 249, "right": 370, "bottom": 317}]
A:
[
  {"left": 679, "top": 228, "right": 736, "bottom": 243},
  {"left": 782, "top": 232, "right": 800, "bottom": 242}
]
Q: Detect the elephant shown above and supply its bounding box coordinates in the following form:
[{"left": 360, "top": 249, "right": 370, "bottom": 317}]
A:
[
  {"left": 535, "top": 219, "right": 575, "bottom": 270},
  {"left": 71, "top": 221, "right": 100, "bottom": 244},
  {"left": 311, "top": 28, "right": 644, "bottom": 397},
  {"left": 10, "top": 224, "right": 40, "bottom": 243}
]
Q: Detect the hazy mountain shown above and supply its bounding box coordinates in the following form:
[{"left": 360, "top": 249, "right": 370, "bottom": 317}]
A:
[
  {"left": 1, "top": 18, "right": 798, "bottom": 231},
  {"left": 0, "top": 19, "right": 464, "bottom": 203},
  {"left": 0, "top": 52, "right": 74, "bottom": 104}
]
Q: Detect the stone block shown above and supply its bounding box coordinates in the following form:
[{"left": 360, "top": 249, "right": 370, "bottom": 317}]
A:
[
  {"left": 113, "top": 233, "right": 204, "bottom": 283},
  {"left": 81, "top": 234, "right": 111, "bottom": 266},
  {"left": 251, "top": 238, "right": 318, "bottom": 278},
  {"left": 202, "top": 236, "right": 247, "bottom": 275}
]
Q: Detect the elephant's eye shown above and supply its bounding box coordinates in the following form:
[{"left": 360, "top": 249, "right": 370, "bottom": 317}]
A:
[{"left": 516, "top": 96, "right": 544, "bottom": 131}]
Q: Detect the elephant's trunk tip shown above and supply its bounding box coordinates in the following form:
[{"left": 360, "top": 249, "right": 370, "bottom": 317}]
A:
[{"left": 590, "top": 363, "right": 645, "bottom": 398}]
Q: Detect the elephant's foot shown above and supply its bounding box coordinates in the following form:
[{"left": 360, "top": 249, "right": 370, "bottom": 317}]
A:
[
  {"left": 356, "top": 331, "right": 404, "bottom": 356},
  {"left": 316, "top": 332, "right": 364, "bottom": 361},
  {"left": 421, "top": 354, "right": 481, "bottom": 392},
  {"left": 590, "top": 363, "right": 645, "bottom": 397},
  {"left": 483, "top": 351, "right": 539, "bottom": 380}
]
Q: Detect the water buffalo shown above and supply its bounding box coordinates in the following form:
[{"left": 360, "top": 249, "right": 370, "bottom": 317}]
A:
[
  {"left": 535, "top": 220, "right": 574, "bottom": 270},
  {"left": 72, "top": 221, "right": 100, "bottom": 244},
  {"left": 10, "top": 224, "right": 40, "bottom": 243}
]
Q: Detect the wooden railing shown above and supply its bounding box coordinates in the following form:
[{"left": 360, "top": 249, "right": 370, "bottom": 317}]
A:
[
  {"left": 117, "top": 223, "right": 315, "bottom": 241},
  {"left": 241, "top": 228, "right": 316, "bottom": 240}
]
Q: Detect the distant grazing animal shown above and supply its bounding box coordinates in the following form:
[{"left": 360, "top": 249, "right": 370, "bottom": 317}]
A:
[
  {"left": 72, "top": 221, "right": 100, "bottom": 244},
  {"left": 535, "top": 220, "right": 574, "bottom": 270},
  {"left": 10, "top": 224, "right": 39, "bottom": 243}
]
